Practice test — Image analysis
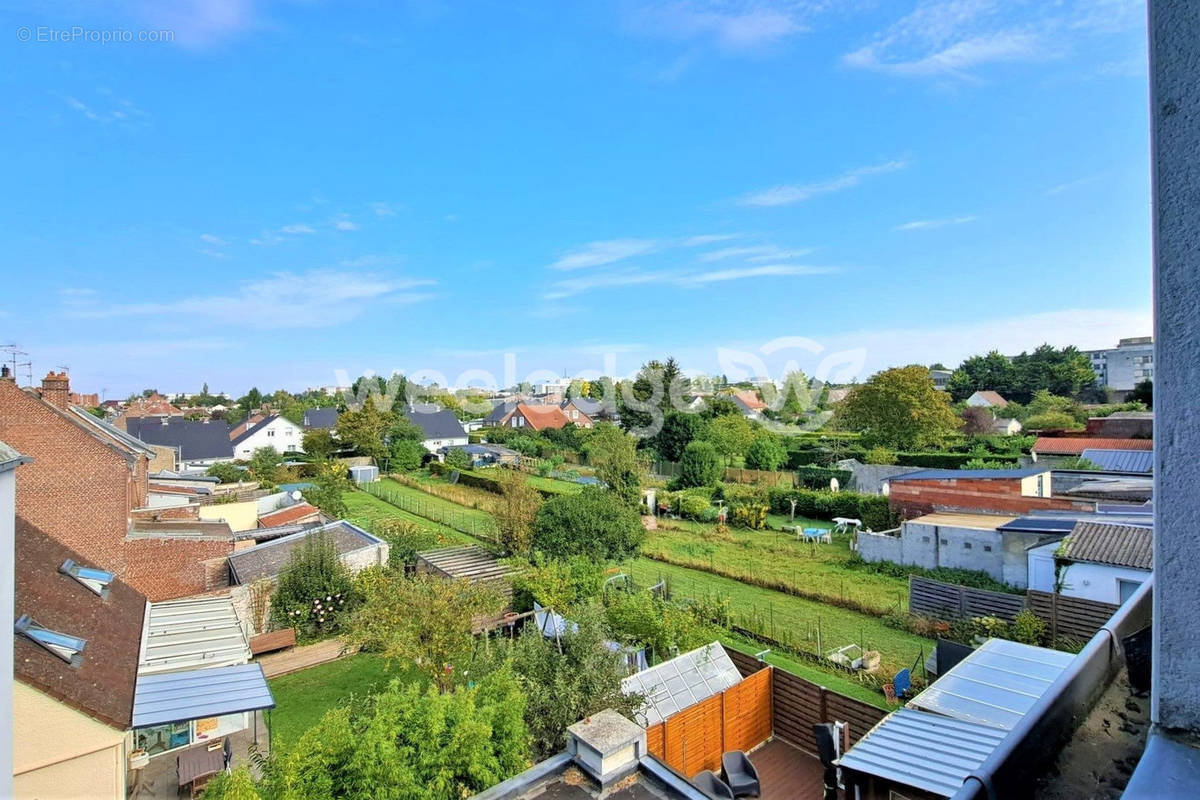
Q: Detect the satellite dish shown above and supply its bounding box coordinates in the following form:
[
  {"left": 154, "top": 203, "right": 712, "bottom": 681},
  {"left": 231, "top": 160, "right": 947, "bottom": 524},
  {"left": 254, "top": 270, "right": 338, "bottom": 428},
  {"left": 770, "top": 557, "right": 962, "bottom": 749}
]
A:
[
  {"left": 290, "top": 490, "right": 302, "bottom": 502},
  {"left": 830, "top": 478, "right": 840, "bottom": 493}
]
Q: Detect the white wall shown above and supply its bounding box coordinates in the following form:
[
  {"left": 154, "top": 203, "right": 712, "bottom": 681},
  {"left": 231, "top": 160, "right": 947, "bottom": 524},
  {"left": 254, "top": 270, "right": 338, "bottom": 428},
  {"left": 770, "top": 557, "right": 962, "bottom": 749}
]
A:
[
  {"left": 423, "top": 435, "right": 469, "bottom": 453},
  {"left": 234, "top": 417, "right": 304, "bottom": 459},
  {"left": 1057, "top": 561, "right": 1150, "bottom": 605}
]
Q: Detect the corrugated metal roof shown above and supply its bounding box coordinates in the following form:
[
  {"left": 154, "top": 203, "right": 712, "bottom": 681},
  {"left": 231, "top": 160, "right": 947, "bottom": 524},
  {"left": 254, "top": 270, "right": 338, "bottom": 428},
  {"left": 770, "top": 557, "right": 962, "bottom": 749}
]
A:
[
  {"left": 1080, "top": 448, "right": 1154, "bottom": 473},
  {"left": 890, "top": 467, "right": 1048, "bottom": 481},
  {"left": 908, "top": 639, "right": 1074, "bottom": 730},
  {"left": 417, "top": 546, "right": 516, "bottom": 583},
  {"left": 621, "top": 642, "right": 741, "bottom": 727},
  {"left": 132, "top": 662, "right": 274, "bottom": 728},
  {"left": 139, "top": 596, "right": 250, "bottom": 675},
  {"left": 1061, "top": 521, "right": 1153, "bottom": 570},
  {"left": 836, "top": 708, "right": 1007, "bottom": 797}
]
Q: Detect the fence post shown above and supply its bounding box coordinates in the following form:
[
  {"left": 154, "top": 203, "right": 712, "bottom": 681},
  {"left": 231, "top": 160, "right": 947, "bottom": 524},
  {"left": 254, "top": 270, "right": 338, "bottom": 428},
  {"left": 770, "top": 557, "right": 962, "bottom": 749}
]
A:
[{"left": 819, "top": 686, "right": 828, "bottom": 723}]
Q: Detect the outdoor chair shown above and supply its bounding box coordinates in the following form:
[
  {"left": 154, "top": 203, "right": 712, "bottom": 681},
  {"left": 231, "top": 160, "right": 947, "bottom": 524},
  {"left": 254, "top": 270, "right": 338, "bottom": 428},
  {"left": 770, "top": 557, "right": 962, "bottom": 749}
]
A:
[
  {"left": 691, "top": 770, "right": 735, "bottom": 800},
  {"left": 893, "top": 668, "right": 912, "bottom": 698},
  {"left": 721, "top": 751, "right": 761, "bottom": 797}
]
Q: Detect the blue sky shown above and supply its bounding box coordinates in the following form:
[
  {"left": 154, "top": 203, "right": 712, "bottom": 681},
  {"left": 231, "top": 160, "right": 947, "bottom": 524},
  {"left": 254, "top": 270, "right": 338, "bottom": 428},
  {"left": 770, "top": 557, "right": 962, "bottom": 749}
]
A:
[{"left": 1, "top": 0, "right": 1152, "bottom": 397}]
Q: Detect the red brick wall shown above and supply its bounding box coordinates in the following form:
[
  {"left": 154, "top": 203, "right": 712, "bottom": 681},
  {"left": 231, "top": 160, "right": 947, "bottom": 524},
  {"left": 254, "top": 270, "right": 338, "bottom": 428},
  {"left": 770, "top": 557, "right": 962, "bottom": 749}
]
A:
[{"left": 890, "top": 478, "right": 1095, "bottom": 519}]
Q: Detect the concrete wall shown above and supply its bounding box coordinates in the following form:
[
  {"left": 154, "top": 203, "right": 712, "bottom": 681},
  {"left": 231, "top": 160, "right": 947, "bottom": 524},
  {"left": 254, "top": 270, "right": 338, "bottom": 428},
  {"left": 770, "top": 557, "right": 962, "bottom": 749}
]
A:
[
  {"left": 12, "top": 682, "right": 127, "bottom": 800},
  {"left": 836, "top": 460, "right": 923, "bottom": 495},
  {"left": 198, "top": 499, "right": 260, "bottom": 532},
  {"left": 1151, "top": 0, "right": 1200, "bottom": 732},
  {"left": 1057, "top": 561, "right": 1150, "bottom": 606}
]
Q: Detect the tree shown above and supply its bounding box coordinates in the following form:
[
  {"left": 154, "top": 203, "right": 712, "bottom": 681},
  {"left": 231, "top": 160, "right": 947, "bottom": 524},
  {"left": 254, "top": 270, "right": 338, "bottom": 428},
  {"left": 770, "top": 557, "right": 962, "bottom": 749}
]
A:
[
  {"left": 272, "top": 532, "right": 355, "bottom": 636},
  {"left": 652, "top": 411, "right": 707, "bottom": 462},
  {"left": 1023, "top": 411, "right": 1081, "bottom": 430},
  {"left": 947, "top": 351, "right": 1017, "bottom": 401},
  {"left": 444, "top": 447, "right": 471, "bottom": 470},
  {"left": 493, "top": 470, "right": 542, "bottom": 556},
  {"left": 239, "top": 387, "right": 263, "bottom": 414},
  {"left": 348, "top": 573, "right": 503, "bottom": 691},
  {"left": 206, "top": 461, "right": 244, "bottom": 484},
  {"left": 390, "top": 439, "right": 428, "bottom": 471},
  {"left": 301, "top": 460, "right": 351, "bottom": 518},
  {"left": 583, "top": 423, "right": 642, "bottom": 505},
  {"left": 703, "top": 414, "right": 755, "bottom": 464},
  {"left": 198, "top": 766, "right": 261, "bottom": 800},
  {"left": 531, "top": 487, "right": 644, "bottom": 561},
  {"left": 863, "top": 446, "right": 897, "bottom": 465},
  {"left": 506, "top": 607, "right": 641, "bottom": 760},
  {"left": 259, "top": 669, "right": 528, "bottom": 798},
  {"left": 1011, "top": 344, "right": 1096, "bottom": 401},
  {"left": 678, "top": 440, "right": 723, "bottom": 488},
  {"left": 835, "top": 366, "right": 962, "bottom": 450},
  {"left": 247, "top": 447, "right": 283, "bottom": 488},
  {"left": 510, "top": 554, "right": 602, "bottom": 612},
  {"left": 961, "top": 406, "right": 996, "bottom": 436},
  {"left": 744, "top": 436, "right": 786, "bottom": 471},
  {"left": 1129, "top": 379, "right": 1153, "bottom": 408},
  {"left": 371, "top": 519, "right": 438, "bottom": 569},
  {"left": 335, "top": 396, "right": 392, "bottom": 464},
  {"left": 302, "top": 428, "right": 337, "bottom": 460},
  {"left": 701, "top": 396, "right": 741, "bottom": 419}
]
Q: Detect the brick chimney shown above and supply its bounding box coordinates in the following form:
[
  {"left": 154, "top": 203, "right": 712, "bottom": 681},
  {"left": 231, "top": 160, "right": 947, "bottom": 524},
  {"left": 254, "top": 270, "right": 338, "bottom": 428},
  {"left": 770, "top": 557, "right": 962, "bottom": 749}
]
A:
[{"left": 40, "top": 371, "right": 70, "bottom": 410}]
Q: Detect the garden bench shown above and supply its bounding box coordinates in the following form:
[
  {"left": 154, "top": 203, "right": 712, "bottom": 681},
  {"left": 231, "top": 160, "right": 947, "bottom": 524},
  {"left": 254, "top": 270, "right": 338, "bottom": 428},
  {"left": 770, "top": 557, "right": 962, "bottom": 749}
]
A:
[{"left": 250, "top": 627, "right": 297, "bottom": 656}]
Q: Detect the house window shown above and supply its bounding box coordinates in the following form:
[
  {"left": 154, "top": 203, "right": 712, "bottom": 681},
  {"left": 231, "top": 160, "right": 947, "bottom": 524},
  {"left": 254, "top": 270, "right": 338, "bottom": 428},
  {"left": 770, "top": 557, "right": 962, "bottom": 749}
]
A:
[
  {"left": 984, "top": 545, "right": 992, "bottom": 552},
  {"left": 14, "top": 615, "right": 85, "bottom": 667},
  {"left": 267, "top": 429, "right": 275, "bottom": 437},
  {"left": 963, "top": 542, "right": 972, "bottom": 550},
  {"left": 1118, "top": 579, "right": 1143, "bottom": 604}
]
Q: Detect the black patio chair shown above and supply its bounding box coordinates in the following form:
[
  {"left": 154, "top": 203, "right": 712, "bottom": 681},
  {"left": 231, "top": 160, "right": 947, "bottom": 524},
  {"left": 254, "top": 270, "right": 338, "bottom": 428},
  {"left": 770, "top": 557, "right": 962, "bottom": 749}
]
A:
[
  {"left": 691, "top": 769, "right": 735, "bottom": 800},
  {"left": 721, "top": 750, "right": 761, "bottom": 798}
]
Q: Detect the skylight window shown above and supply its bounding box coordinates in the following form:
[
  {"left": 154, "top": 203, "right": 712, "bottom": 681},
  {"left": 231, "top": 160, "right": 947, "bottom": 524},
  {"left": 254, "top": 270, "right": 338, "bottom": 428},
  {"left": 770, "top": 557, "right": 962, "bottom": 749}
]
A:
[
  {"left": 14, "top": 615, "right": 86, "bottom": 667},
  {"left": 59, "top": 559, "right": 113, "bottom": 598}
]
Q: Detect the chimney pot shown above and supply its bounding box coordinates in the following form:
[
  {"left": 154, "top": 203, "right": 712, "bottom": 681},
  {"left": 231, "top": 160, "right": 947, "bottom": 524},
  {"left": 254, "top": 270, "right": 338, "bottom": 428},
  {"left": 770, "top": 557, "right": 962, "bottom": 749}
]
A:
[{"left": 40, "top": 371, "right": 70, "bottom": 410}]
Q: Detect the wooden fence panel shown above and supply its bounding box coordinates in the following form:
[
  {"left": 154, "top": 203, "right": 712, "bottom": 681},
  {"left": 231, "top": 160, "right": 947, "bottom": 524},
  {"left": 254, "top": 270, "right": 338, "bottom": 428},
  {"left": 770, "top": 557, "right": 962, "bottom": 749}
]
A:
[
  {"left": 726, "top": 648, "right": 766, "bottom": 678},
  {"left": 722, "top": 668, "right": 773, "bottom": 756},
  {"left": 646, "top": 723, "right": 665, "bottom": 760},
  {"left": 1027, "top": 590, "right": 1119, "bottom": 643},
  {"left": 770, "top": 667, "right": 888, "bottom": 755},
  {"left": 909, "top": 576, "right": 1026, "bottom": 622},
  {"left": 663, "top": 693, "right": 724, "bottom": 777},
  {"left": 824, "top": 693, "right": 887, "bottom": 744}
]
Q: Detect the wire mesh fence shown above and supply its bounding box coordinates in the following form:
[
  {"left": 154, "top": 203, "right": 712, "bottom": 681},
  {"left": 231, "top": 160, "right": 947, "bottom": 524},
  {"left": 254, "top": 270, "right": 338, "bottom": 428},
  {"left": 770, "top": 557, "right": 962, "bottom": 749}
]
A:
[{"left": 361, "top": 482, "right": 500, "bottom": 545}]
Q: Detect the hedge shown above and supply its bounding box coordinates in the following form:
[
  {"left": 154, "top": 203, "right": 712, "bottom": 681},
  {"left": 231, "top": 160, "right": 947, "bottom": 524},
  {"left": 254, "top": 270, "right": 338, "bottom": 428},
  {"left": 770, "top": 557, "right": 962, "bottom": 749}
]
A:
[
  {"left": 893, "top": 452, "right": 977, "bottom": 469},
  {"left": 792, "top": 465, "right": 852, "bottom": 490},
  {"left": 428, "top": 462, "right": 566, "bottom": 499},
  {"left": 766, "top": 488, "right": 897, "bottom": 531}
]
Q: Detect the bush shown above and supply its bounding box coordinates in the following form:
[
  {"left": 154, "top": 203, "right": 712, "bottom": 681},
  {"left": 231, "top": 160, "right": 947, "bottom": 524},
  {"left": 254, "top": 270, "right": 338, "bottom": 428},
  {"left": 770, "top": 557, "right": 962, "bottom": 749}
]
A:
[
  {"left": 792, "top": 465, "right": 853, "bottom": 490},
  {"left": 372, "top": 518, "right": 438, "bottom": 569},
  {"left": 444, "top": 447, "right": 472, "bottom": 470},
  {"left": 893, "top": 452, "right": 976, "bottom": 469},
  {"left": 765, "top": 488, "right": 897, "bottom": 530},
  {"left": 271, "top": 532, "right": 355, "bottom": 637},
  {"left": 744, "top": 436, "right": 787, "bottom": 471},
  {"left": 390, "top": 439, "right": 427, "bottom": 471},
  {"left": 531, "top": 487, "right": 645, "bottom": 561},
  {"left": 206, "top": 461, "right": 245, "bottom": 484},
  {"left": 678, "top": 441, "right": 723, "bottom": 488},
  {"left": 863, "top": 446, "right": 898, "bottom": 465},
  {"left": 1010, "top": 609, "right": 1047, "bottom": 645},
  {"left": 1024, "top": 411, "right": 1082, "bottom": 431}
]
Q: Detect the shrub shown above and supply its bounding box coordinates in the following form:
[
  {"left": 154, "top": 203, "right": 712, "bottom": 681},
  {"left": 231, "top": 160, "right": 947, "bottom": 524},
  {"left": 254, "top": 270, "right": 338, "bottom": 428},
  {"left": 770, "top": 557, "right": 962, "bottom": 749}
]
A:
[
  {"left": 744, "top": 436, "right": 787, "bottom": 471},
  {"left": 863, "top": 446, "right": 898, "bottom": 465},
  {"left": 531, "top": 487, "right": 645, "bottom": 561},
  {"left": 444, "top": 447, "right": 472, "bottom": 470},
  {"left": 206, "top": 461, "right": 245, "bottom": 484},
  {"left": 390, "top": 439, "right": 427, "bottom": 471},
  {"left": 372, "top": 518, "right": 438, "bottom": 569},
  {"left": 678, "top": 441, "right": 722, "bottom": 488},
  {"left": 1010, "top": 609, "right": 1047, "bottom": 645},
  {"left": 1023, "top": 411, "right": 1082, "bottom": 431},
  {"left": 271, "top": 532, "right": 355, "bottom": 637},
  {"left": 731, "top": 503, "right": 768, "bottom": 529},
  {"left": 677, "top": 493, "right": 712, "bottom": 519},
  {"left": 765, "top": 488, "right": 897, "bottom": 530}
]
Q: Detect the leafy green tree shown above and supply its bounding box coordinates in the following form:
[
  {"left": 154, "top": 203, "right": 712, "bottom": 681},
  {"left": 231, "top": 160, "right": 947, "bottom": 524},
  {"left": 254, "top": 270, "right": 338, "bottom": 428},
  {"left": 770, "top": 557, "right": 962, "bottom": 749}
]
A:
[
  {"left": 703, "top": 414, "right": 756, "bottom": 464},
  {"left": 493, "top": 470, "right": 542, "bottom": 556},
  {"left": 510, "top": 554, "right": 603, "bottom": 612},
  {"left": 389, "top": 439, "right": 428, "bottom": 472},
  {"left": 206, "top": 461, "right": 245, "bottom": 484},
  {"left": 370, "top": 519, "right": 438, "bottom": 569},
  {"left": 199, "top": 766, "right": 261, "bottom": 799},
  {"left": 678, "top": 440, "right": 723, "bottom": 487},
  {"left": 603, "top": 591, "right": 713, "bottom": 660},
  {"left": 1012, "top": 344, "right": 1096, "bottom": 401},
  {"left": 238, "top": 387, "right": 263, "bottom": 415},
  {"left": 947, "top": 351, "right": 1017, "bottom": 401},
  {"left": 701, "top": 396, "right": 741, "bottom": 419},
  {"left": 532, "top": 487, "right": 644, "bottom": 561},
  {"left": 1129, "top": 379, "right": 1153, "bottom": 408},
  {"left": 348, "top": 573, "right": 503, "bottom": 691},
  {"left": 301, "top": 428, "right": 337, "bottom": 460},
  {"left": 835, "top": 366, "right": 962, "bottom": 450},
  {"left": 301, "top": 460, "right": 351, "bottom": 518},
  {"left": 247, "top": 447, "right": 283, "bottom": 488},
  {"left": 335, "top": 396, "right": 392, "bottom": 464},
  {"left": 744, "top": 436, "right": 787, "bottom": 471},
  {"left": 444, "top": 447, "right": 471, "bottom": 470},
  {"left": 583, "top": 423, "right": 642, "bottom": 505},
  {"left": 652, "top": 411, "right": 708, "bottom": 462},
  {"left": 259, "top": 669, "right": 528, "bottom": 798}
]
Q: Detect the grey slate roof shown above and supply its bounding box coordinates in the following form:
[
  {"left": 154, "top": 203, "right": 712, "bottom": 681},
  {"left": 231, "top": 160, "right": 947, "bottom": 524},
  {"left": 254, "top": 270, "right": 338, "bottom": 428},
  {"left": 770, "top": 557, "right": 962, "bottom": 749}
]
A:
[
  {"left": 1060, "top": 521, "right": 1153, "bottom": 569},
  {"left": 1080, "top": 448, "right": 1154, "bottom": 473},
  {"left": 561, "top": 396, "right": 605, "bottom": 417},
  {"left": 303, "top": 407, "right": 339, "bottom": 430},
  {"left": 403, "top": 406, "right": 467, "bottom": 440},
  {"left": 891, "top": 467, "right": 1048, "bottom": 481},
  {"left": 126, "top": 416, "right": 234, "bottom": 460},
  {"left": 227, "top": 521, "right": 382, "bottom": 584},
  {"left": 484, "top": 400, "right": 518, "bottom": 425},
  {"left": 230, "top": 413, "right": 280, "bottom": 446}
]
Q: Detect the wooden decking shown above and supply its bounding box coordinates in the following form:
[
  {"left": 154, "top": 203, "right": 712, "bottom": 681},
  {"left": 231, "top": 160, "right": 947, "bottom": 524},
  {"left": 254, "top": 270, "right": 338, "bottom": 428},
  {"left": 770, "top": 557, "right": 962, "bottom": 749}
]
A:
[
  {"left": 751, "top": 738, "right": 828, "bottom": 800},
  {"left": 257, "top": 636, "right": 357, "bottom": 678}
]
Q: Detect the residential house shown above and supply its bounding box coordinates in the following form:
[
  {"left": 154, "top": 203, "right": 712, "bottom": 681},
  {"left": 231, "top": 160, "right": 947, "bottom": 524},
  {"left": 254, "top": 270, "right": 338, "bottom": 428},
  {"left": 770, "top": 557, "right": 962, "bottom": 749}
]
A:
[
  {"left": 0, "top": 442, "right": 29, "bottom": 797},
  {"left": 966, "top": 390, "right": 1009, "bottom": 408},
  {"left": 930, "top": 368, "right": 953, "bottom": 390},
  {"left": 14, "top": 516, "right": 143, "bottom": 799},
  {"left": 499, "top": 403, "right": 572, "bottom": 432},
  {"left": 1027, "top": 520, "right": 1151, "bottom": 605},
  {"left": 227, "top": 520, "right": 388, "bottom": 584},
  {"left": 560, "top": 396, "right": 602, "bottom": 427},
  {"left": 68, "top": 391, "right": 100, "bottom": 407},
  {"left": 257, "top": 501, "right": 322, "bottom": 528},
  {"left": 403, "top": 405, "right": 469, "bottom": 452},
  {"left": 0, "top": 372, "right": 235, "bottom": 600},
  {"left": 125, "top": 416, "right": 234, "bottom": 470},
  {"left": 483, "top": 399, "right": 519, "bottom": 427},
  {"left": 991, "top": 416, "right": 1023, "bottom": 436},
  {"left": 302, "top": 407, "right": 339, "bottom": 430},
  {"left": 883, "top": 467, "right": 1095, "bottom": 519},
  {"left": 230, "top": 413, "right": 304, "bottom": 459},
  {"left": 1032, "top": 436, "right": 1153, "bottom": 464},
  {"left": 731, "top": 389, "right": 767, "bottom": 419},
  {"left": 112, "top": 393, "right": 182, "bottom": 428}
]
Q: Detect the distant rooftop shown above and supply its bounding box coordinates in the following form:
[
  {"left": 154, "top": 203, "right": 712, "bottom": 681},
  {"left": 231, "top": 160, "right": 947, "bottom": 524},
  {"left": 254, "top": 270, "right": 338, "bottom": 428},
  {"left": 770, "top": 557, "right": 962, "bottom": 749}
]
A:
[{"left": 890, "top": 467, "right": 1048, "bottom": 481}]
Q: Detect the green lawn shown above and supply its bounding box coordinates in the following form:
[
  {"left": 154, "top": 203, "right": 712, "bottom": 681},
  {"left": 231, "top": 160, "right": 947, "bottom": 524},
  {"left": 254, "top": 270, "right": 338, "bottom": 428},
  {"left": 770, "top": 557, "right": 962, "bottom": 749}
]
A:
[
  {"left": 642, "top": 520, "right": 910, "bottom": 615},
  {"left": 344, "top": 488, "right": 476, "bottom": 545},
  {"left": 268, "top": 654, "right": 424, "bottom": 750},
  {"left": 720, "top": 635, "right": 889, "bottom": 709},
  {"left": 369, "top": 478, "right": 500, "bottom": 539},
  {"left": 624, "top": 558, "right": 932, "bottom": 677}
]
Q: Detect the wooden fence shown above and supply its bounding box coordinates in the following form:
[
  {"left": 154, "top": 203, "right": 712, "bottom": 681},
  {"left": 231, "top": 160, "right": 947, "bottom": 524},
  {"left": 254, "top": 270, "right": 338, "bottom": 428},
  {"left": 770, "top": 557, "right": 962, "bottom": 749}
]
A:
[
  {"left": 726, "top": 649, "right": 886, "bottom": 758},
  {"left": 909, "top": 576, "right": 1027, "bottom": 622},
  {"left": 645, "top": 666, "right": 773, "bottom": 777},
  {"left": 1027, "top": 590, "right": 1119, "bottom": 643}
]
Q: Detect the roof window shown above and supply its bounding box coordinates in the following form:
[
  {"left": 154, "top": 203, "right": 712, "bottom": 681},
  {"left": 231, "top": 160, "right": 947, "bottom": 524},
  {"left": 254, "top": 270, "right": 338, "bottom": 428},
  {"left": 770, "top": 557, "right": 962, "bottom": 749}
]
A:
[
  {"left": 60, "top": 558, "right": 114, "bottom": 598},
  {"left": 14, "top": 615, "right": 86, "bottom": 667}
]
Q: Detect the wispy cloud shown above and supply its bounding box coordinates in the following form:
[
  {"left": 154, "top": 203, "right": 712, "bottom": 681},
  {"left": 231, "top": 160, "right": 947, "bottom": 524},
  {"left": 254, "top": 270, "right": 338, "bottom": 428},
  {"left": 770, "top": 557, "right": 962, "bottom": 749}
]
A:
[
  {"left": 369, "top": 201, "right": 400, "bottom": 218},
  {"left": 843, "top": 0, "right": 1143, "bottom": 79},
  {"left": 893, "top": 215, "right": 977, "bottom": 231},
  {"left": 1046, "top": 175, "right": 1102, "bottom": 195},
  {"left": 550, "top": 239, "right": 662, "bottom": 270},
  {"left": 199, "top": 233, "right": 225, "bottom": 245},
  {"left": 544, "top": 263, "right": 833, "bottom": 299},
  {"left": 738, "top": 159, "right": 907, "bottom": 207},
  {"left": 133, "top": 0, "right": 259, "bottom": 48},
  {"left": 62, "top": 92, "right": 147, "bottom": 125},
  {"left": 280, "top": 223, "right": 316, "bottom": 235},
  {"left": 331, "top": 215, "right": 359, "bottom": 232},
  {"left": 62, "top": 269, "right": 436, "bottom": 329},
  {"left": 699, "top": 244, "right": 815, "bottom": 262},
  {"left": 676, "top": 264, "right": 834, "bottom": 286},
  {"left": 627, "top": 1, "right": 810, "bottom": 52}
]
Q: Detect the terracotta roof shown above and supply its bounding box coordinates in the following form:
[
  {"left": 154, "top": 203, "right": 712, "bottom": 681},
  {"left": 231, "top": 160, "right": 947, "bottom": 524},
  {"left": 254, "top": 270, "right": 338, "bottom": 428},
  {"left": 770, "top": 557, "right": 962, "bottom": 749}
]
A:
[
  {"left": 970, "top": 390, "right": 1008, "bottom": 407},
  {"left": 121, "top": 394, "right": 182, "bottom": 417},
  {"left": 14, "top": 517, "right": 145, "bottom": 730},
  {"left": 258, "top": 502, "right": 321, "bottom": 527},
  {"left": 228, "top": 413, "right": 266, "bottom": 440},
  {"left": 732, "top": 390, "right": 767, "bottom": 411},
  {"left": 514, "top": 403, "right": 571, "bottom": 431},
  {"left": 1061, "top": 521, "right": 1153, "bottom": 569},
  {"left": 1034, "top": 437, "right": 1153, "bottom": 455}
]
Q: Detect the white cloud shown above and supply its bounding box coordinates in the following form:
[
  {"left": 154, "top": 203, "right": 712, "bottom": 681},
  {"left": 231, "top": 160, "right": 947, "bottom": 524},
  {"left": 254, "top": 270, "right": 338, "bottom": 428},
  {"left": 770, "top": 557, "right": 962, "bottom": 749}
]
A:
[
  {"left": 369, "top": 201, "right": 399, "bottom": 218},
  {"left": 699, "top": 244, "right": 815, "bottom": 262},
  {"left": 544, "top": 262, "right": 833, "bottom": 298},
  {"left": 200, "top": 248, "right": 226, "bottom": 259},
  {"left": 676, "top": 264, "right": 835, "bottom": 286},
  {"left": 280, "top": 223, "right": 316, "bottom": 235},
  {"left": 843, "top": 0, "right": 1143, "bottom": 79},
  {"left": 550, "top": 239, "right": 662, "bottom": 270},
  {"left": 628, "top": 1, "right": 810, "bottom": 52},
  {"left": 62, "top": 269, "right": 436, "bottom": 329},
  {"left": 63, "top": 93, "right": 147, "bottom": 125},
  {"left": 739, "top": 159, "right": 907, "bottom": 207},
  {"left": 893, "top": 215, "right": 978, "bottom": 231},
  {"left": 1046, "top": 175, "right": 1102, "bottom": 195},
  {"left": 199, "top": 233, "right": 225, "bottom": 245},
  {"left": 132, "top": 0, "right": 258, "bottom": 48},
  {"left": 331, "top": 216, "right": 359, "bottom": 231},
  {"left": 682, "top": 233, "right": 741, "bottom": 247}
]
